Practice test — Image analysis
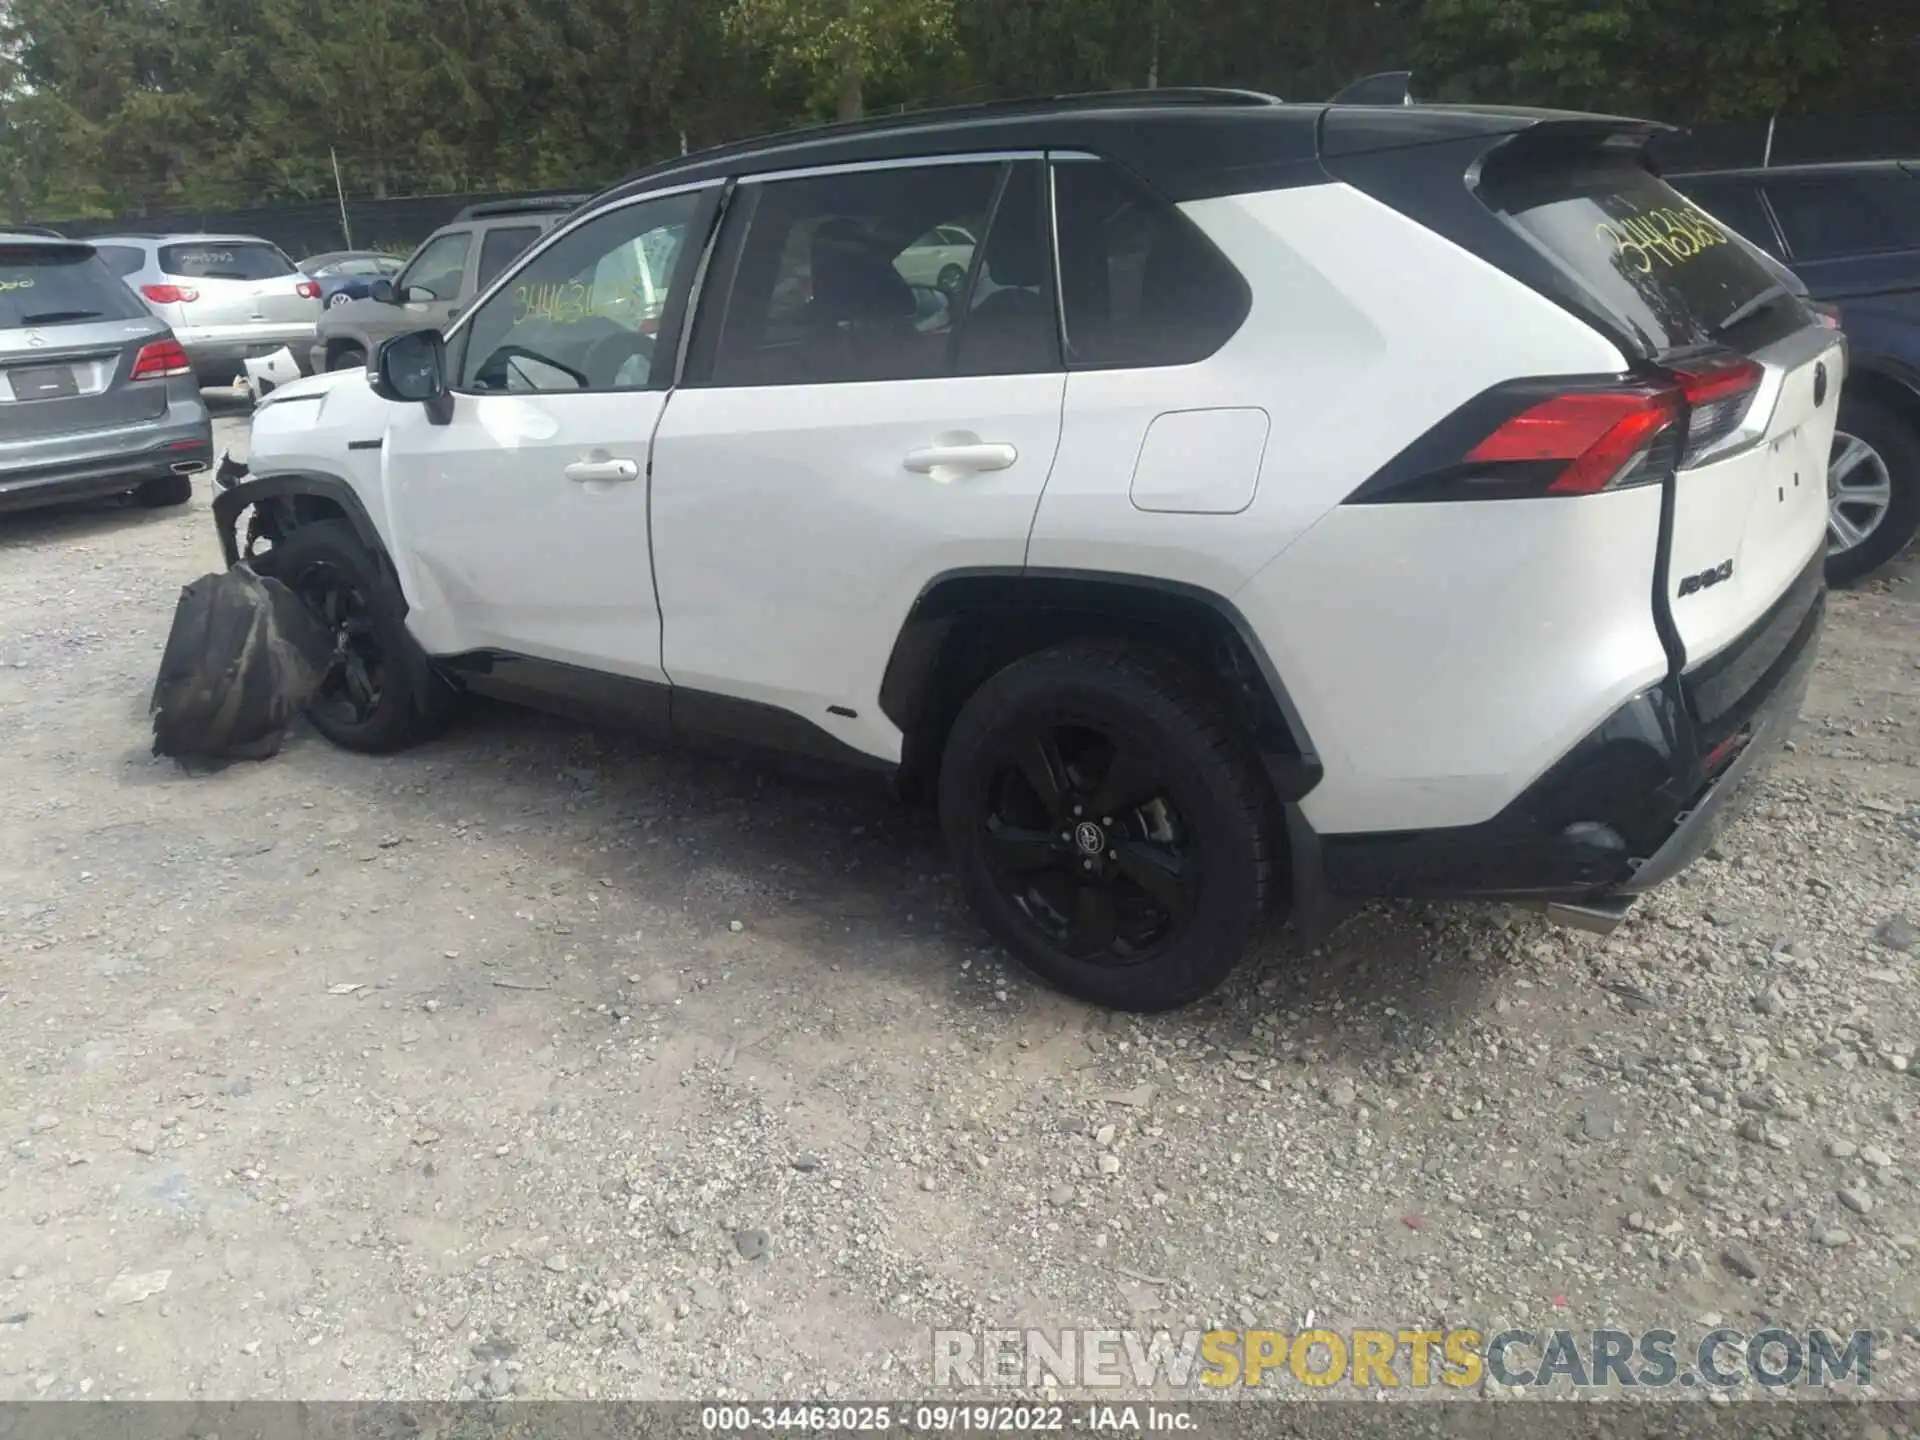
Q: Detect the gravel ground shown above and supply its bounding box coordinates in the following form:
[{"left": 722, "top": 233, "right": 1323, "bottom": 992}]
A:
[{"left": 1, "top": 405, "right": 1917, "bottom": 1407}]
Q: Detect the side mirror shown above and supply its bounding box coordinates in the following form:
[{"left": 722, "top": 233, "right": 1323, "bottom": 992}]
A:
[
  {"left": 369, "top": 329, "right": 454, "bottom": 424},
  {"left": 368, "top": 277, "right": 395, "bottom": 304}
]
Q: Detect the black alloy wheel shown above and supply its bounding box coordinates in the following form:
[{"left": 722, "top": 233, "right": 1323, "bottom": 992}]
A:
[
  {"left": 980, "top": 721, "right": 1195, "bottom": 963},
  {"left": 262, "top": 518, "right": 450, "bottom": 753},
  {"left": 289, "top": 558, "right": 387, "bottom": 730},
  {"left": 939, "top": 641, "right": 1274, "bottom": 1012}
]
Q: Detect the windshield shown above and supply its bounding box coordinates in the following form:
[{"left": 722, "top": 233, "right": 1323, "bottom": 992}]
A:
[
  {"left": 1480, "top": 158, "right": 1808, "bottom": 353},
  {"left": 0, "top": 243, "right": 149, "bottom": 328},
  {"left": 159, "top": 241, "right": 297, "bottom": 281}
]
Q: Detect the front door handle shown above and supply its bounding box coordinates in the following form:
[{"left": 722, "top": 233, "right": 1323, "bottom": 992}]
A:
[
  {"left": 903, "top": 437, "right": 1018, "bottom": 483},
  {"left": 564, "top": 457, "right": 640, "bottom": 484}
]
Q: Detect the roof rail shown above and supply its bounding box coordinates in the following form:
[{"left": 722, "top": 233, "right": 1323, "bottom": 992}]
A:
[
  {"left": 596, "top": 86, "right": 1289, "bottom": 200},
  {"left": 453, "top": 194, "right": 591, "bottom": 222}
]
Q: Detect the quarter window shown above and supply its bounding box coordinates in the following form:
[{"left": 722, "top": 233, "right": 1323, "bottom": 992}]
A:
[
  {"left": 700, "top": 160, "right": 1054, "bottom": 387},
  {"left": 1051, "top": 159, "right": 1249, "bottom": 368},
  {"left": 457, "top": 190, "right": 699, "bottom": 394}
]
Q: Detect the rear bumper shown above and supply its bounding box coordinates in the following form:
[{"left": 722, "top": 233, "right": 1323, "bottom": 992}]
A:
[
  {"left": 180, "top": 325, "right": 317, "bottom": 375},
  {"left": 1313, "top": 546, "right": 1825, "bottom": 908},
  {"left": 0, "top": 426, "right": 214, "bottom": 514}
]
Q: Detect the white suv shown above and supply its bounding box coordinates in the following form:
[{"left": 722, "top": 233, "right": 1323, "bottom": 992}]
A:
[{"left": 215, "top": 90, "right": 1840, "bottom": 1012}]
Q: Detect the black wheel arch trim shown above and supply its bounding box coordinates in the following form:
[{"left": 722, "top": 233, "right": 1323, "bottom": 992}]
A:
[
  {"left": 878, "top": 567, "right": 1323, "bottom": 803},
  {"left": 211, "top": 469, "right": 408, "bottom": 619}
]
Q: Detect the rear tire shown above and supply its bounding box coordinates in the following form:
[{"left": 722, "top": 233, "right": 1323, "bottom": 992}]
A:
[
  {"left": 327, "top": 343, "right": 367, "bottom": 372},
  {"left": 938, "top": 640, "right": 1277, "bottom": 1013},
  {"left": 1827, "top": 394, "right": 1920, "bottom": 586},
  {"left": 262, "top": 519, "right": 451, "bottom": 754},
  {"left": 133, "top": 472, "right": 193, "bottom": 508}
]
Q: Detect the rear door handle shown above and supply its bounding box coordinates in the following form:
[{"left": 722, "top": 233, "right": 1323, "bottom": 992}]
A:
[
  {"left": 903, "top": 440, "right": 1018, "bottom": 482},
  {"left": 564, "top": 458, "right": 640, "bottom": 484}
]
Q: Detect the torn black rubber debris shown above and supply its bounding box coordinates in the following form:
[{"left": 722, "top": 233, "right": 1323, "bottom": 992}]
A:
[{"left": 149, "top": 565, "right": 333, "bottom": 766}]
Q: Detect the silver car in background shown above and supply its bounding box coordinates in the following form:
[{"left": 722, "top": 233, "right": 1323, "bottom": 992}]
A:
[
  {"left": 0, "top": 233, "right": 211, "bottom": 514},
  {"left": 90, "top": 234, "right": 321, "bottom": 386}
]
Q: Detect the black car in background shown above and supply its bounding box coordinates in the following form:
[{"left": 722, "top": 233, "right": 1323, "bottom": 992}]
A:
[{"left": 1670, "top": 160, "right": 1920, "bottom": 584}]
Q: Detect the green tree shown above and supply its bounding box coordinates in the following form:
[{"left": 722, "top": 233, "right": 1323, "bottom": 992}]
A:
[
  {"left": 724, "top": 0, "right": 956, "bottom": 119},
  {"left": 1414, "top": 0, "right": 1851, "bottom": 122}
]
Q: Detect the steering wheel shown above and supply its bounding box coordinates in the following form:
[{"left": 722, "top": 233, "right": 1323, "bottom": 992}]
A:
[{"left": 580, "top": 329, "right": 657, "bottom": 388}]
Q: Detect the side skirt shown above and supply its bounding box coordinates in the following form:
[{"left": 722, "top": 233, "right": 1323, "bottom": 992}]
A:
[{"left": 435, "top": 650, "right": 897, "bottom": 780}]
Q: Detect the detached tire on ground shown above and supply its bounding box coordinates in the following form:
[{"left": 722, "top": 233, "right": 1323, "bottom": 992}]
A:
[
  {"left": 1828, "top": 394, "right": 1920, "bottom": 587},
  {"left": 261, "top": 519, "right": 452, "bottom": 753},
  {"left": 938, "top": 640, "right": 1276, "bottom": 1012},
  {"left": 133, "top": 472, "right": 194, "bottom": 508}
]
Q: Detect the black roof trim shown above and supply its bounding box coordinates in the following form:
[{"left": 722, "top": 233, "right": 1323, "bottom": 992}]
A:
[
  {"left": 452, "top": 194, "right": 592, "bottom": 222},
  {"left": 581, "top": 92, "right": 1672, "bottom": 211}
]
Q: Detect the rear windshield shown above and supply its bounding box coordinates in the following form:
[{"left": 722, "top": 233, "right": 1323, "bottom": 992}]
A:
[
  {"left": 0, "top": 243, "right": 149, "bottom": 328},
  {"left": 1480, "top": 158, "right": 1804, "bottom": 353},
  {"left": 159, "top": 242, "right": 297, "bottom": 281}
]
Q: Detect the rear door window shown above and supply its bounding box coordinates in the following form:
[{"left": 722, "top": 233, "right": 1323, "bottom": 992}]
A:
[
  {"left": 0, "top": 243, "right": 149, "bottom": 327},
  {"left": 477, "top": 225, "right": 542, "bottom": 290},
  {"left": 698, "top": 161, "right": 1010, "bottom": 386},
  {"left": 159, "top": 241, "right": 297, "bottom": 280},
  {"left": 1764, "top": 173, "right": 1920, "bottom": 261},
  {"left": 1481, "top": 157, "right": 1804, "bottom": 354}
]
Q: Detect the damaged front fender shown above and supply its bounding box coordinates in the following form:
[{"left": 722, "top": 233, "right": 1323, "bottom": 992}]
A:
[{"left": 209, "top": 463, "right": 409, "bottom": 619}]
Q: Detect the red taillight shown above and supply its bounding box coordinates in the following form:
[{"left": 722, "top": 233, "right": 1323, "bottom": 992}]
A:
[
  {"left": 296, "top": 280, "right": 321, "bottom": 299},
  {"left": 1465, "top": 386, "right": 1681, "bottom": 496},
  {"left": 1674, "top": 356, "right": 1763, "bottom": 407},
  {"left": 1671, "top": 356, "right": 1764, "bottom": 466},
  {"left": 140, "top": 283, "right": 198, "bottom": 305},
  {"left": 129, "top": 338, "right": 192, "bottom": 380}
]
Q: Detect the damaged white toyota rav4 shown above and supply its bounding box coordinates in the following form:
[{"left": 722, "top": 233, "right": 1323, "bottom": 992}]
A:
[{"left": 216, "top": 90, "right": 1841, "bottom": 1012}]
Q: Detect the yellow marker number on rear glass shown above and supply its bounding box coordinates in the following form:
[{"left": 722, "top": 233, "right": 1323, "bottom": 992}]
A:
[{"left": 1598, "top": 206, "right": 1730, "bottom": 274}]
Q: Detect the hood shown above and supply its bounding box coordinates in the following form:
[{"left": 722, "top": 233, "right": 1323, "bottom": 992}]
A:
[{"left": 255, "top": 364, "right": 368, "bottom": 411}]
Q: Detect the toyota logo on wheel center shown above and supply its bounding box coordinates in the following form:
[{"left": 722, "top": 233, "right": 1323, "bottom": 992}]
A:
[{"left": 1074, "top": 821, "right": 1106, "bottom": 855}]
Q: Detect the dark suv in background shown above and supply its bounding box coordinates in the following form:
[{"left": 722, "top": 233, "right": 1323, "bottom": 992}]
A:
[{"left": 1669, "top": 160, "right": 1920, "bottom": 583}]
